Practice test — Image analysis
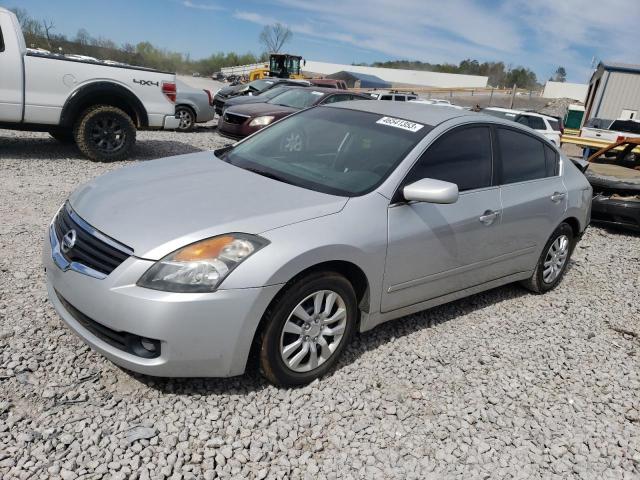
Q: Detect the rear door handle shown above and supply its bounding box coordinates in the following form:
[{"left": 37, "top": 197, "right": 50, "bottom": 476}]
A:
[
  {"left": 550, "top": 192, "right": 567, "bottom": 203},
  {"left": 479, "top": 210, "right": 500, "bottom": 225}
]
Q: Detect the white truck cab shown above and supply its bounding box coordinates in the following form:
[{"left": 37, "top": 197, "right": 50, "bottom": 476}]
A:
[{"left": 0, "top": 7, "right": 179, "bottom": 161}]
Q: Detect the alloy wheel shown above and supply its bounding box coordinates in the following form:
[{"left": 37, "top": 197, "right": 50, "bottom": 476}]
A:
[
  {"left": 90, "top": 117, "right": 126, "bottom": 153},
  {"left": 177, "top": 109, "right": 194, "bottom": 130},
  {"left": 543, "top": 234, "right": 569, "bottom": 284},
  {"left": 279, "top": 290, "right": 347, "bottom": 373}
]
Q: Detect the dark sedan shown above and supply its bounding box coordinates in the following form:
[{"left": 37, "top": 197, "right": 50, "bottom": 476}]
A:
[
  {"left": 213, "top": 79, "right": 310, "bottom": 116},
  {"left": 222, "top": 85, "right": 302, "bottom": 113},
  {"left": 218, "top": 87, "right": 370, "bottom": 139}
]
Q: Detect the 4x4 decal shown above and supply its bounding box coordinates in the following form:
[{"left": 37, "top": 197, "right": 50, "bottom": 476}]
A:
[{"left": 133, "top": 79, "right": 159, "bottom": 87}]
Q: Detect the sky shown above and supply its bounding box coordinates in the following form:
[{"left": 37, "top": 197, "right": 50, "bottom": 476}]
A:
[{"left": 3, "top": 0, "right": 639, "bottom": 83}]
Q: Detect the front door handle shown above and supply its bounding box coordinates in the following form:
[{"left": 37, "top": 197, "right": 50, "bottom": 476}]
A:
[
  {"left": 479, "top": 210, "right": 500, "bottom": 225},
  {"left": 550, "top": 192, "right": 567, "bottom": 203}
]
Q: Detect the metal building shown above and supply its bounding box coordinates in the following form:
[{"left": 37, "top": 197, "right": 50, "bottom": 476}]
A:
[{"left": 584, "top": 62, "right": 640, "bottom": 124}]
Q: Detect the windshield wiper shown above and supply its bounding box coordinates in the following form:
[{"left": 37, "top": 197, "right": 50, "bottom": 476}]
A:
[{"left": 244, "top": 167, "right": 294, "bottom": 185}]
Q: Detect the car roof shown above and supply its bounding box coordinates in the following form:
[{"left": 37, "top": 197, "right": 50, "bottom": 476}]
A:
[{"left": 328, "top": 100, "right": 473, "bottom": 126}]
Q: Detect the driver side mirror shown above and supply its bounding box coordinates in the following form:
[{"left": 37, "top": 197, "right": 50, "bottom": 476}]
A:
[{"left": 403, "top": 178, "right": 459, "bottom": 204}]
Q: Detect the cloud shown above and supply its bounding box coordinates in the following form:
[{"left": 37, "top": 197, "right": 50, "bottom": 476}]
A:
[
  {"left": 232, "top": 0, "right": 638, "bottom": 82},
  {"left": 182, "top": 0, "right": 223, "bottom": 11}
]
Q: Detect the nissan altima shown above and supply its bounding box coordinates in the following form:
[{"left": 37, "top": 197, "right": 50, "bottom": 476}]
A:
[{"left": 44, "top": 102, "right": 592, "bottom": 386}]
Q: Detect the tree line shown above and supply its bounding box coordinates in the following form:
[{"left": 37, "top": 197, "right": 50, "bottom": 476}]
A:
[
  {"left": 9, "top": 7, "right": 266, "bottom": 75},
  {"left": 368, "top": 59, "right": 565, "bottom": 90}
]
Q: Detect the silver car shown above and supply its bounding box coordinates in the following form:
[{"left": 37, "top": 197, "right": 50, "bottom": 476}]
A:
[
  {"left": 44, "top": 102, "right": 592, "bottom": 386},
  {"left": 175, "top": 80, "right": 216, "bottom": 131}
]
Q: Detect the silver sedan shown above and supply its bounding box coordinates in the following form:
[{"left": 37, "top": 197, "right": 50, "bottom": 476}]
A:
[
  {"left": 174, "top": 80, "right": 216, "bottom": 131},
  {"left": 44, "top": 102, "right": 592, "bottom": 386}
]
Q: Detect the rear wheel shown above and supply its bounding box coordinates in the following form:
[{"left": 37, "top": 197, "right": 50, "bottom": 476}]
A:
[
  {"left": 48, "top": 129, "right": 75, "bottom": 144},
  {"left": 74, "top": 105, "right": 136, "bottom": 162},
  {"left": 259, "top": 271, "right": 357, "bottom": 387},
  {"left": 175, "top": 106, "right": 195, "bottom": 131},
  {"left": 522, "top": 223, "right": 574, "bottom": 293}
]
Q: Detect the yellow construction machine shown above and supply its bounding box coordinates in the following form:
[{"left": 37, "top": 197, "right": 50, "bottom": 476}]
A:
[{"left": 249, "top": 53, "right": 304, "bottom": 81}]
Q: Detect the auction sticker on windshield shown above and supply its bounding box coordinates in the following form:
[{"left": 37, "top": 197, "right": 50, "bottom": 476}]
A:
[{"left": 376, "top": 117, "right": 424, "bottom": 132}]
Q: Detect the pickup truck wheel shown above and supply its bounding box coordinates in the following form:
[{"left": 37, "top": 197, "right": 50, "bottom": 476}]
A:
[
  {"left": 48, "top": 129, "right": 75, "bottom": 144},
  {"left": 74, "top": 106, "right": 136, "bottom": 162},
  {"left": 175, "top": 106, "right": 195, "bottom": 131}
]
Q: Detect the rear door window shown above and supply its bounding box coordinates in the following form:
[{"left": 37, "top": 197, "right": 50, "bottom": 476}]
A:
[
  {"left": 544, "top": 145, "right": 559, "bottom": 176},
  {"left": 380, "top": 95, "right": 392, "bottom": 101},
  {"left": 403, "top": 126, "right": 493, "bottom": 192},
  {"left": 497, "top": 128, "right": 548, "bottom": 183},
  {"left": 394, "top": 95, "right": 406, "bottom": 101}
]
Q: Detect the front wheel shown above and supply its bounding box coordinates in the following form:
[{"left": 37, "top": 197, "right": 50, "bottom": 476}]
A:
[
  {"left": 522, "top": 223, "right": 574, "bottom": 293},
  {"left": 74, "top": 105, "right": 136, "bottom": 162},
  {"left": 259, "top": 272, "right": 357, "bottom": 387}
]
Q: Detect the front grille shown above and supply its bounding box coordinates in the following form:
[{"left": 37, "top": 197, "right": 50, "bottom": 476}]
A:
[
  {"left": 223, "top": 112, "right": 249, "bottom": 125},
  {"left": 214, "top": 98, "right": 225, "bottom": 115},
  {"left": 56, "top": 290, "right": 160, "bottom": 359},
  {"left": 54, "top": 204, "right": 132, "bottom": 276}
]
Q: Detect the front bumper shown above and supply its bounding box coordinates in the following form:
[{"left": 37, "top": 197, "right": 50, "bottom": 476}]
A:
[
  {"left": 43, "top": 231, "right": 282, "bottom": 377},
  {"left": 591, "top": 194, "right": 640, "bottom": 232}
]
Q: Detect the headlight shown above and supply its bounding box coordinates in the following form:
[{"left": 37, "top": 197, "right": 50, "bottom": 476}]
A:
[
  {"left": 249, "top": 116, "right": 275, "bottom": 127},
  {"left": 137, "top": 234, "right": 268, "bottom": 293}
]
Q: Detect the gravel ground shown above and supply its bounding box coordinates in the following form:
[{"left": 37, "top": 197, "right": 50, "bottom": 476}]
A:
[{"left": 1, "top": 127, "right": 639, "bottom": 480}]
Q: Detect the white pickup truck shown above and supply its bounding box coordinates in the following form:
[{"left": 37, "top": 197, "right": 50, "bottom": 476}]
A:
[
  {"left": 580, "top": 118, "right": 640, "bottom": 144},
  {"left": 0, "top": 7, "right": 179, "bottom": 161}
]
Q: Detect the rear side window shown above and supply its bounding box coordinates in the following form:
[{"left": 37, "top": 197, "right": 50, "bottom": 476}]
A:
[
  {"left": 518, "top": 115, "right": 545, "bottom": 130},
  {"left": 0, "top": 26, "right": 4, "bottom": 52},
  {"left": 498, "top": 128, "right": 547, "bottom": 183},
  {"left": 404, "top": 126, "right": 493, "bottom": 191},
  {"left": 547, "top": 119, "right": 561, "bottom": 131},
  {"left": 407, "top": 96, "right": 417, "bottom": 101}
]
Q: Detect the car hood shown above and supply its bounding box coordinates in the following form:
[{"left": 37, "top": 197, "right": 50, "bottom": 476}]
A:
[
  {"left": 69, "top": 152, "right": 347, "bottom": 260},
  {"left": 225, "top": 95, "right": 268, "bottom": 108},
  {"left": 216, "top": 84, "right": 250, "bottom": 98},
  {"left": 226, "top": 102, "right": 297, "bottom": 118}
]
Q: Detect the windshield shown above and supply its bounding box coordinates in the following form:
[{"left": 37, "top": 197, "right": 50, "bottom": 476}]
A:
[
  {"left": 218, "top": 107, "right": 431, "bottom": 196},
  {"left": 248, "top": 79, "right": 275, "bottom": 92},
  {"left": 268, "top": 89, "right": 325, "bottom": 109},
  {"left": 259, "top": 86, "right": 292, "bottom": 100}
]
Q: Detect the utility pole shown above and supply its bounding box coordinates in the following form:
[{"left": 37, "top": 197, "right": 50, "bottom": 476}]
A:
[{"left": 509, "top": 83, "right": 516, "bottom": 109}]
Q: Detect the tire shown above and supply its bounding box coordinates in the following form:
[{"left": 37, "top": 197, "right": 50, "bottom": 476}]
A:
[
  {"left": 74, "top": 105, "right": 136, "bottom": 162},
  {"left": 259, "top": 271, "right": 357, "bottom": 387},
  {"left": 175, "top": 106, "right": 196, "bottom": 132},
  {"left": 521, "top": 223, "right": 574, "bottom": 294},
  {"left": 48, "top": 129, "right": 75, "bottom": 144}
]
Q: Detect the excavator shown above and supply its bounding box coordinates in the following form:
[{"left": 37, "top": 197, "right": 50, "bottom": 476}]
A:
[{"left": 249, "top": 53, "right": 305, "bottom": 81}]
